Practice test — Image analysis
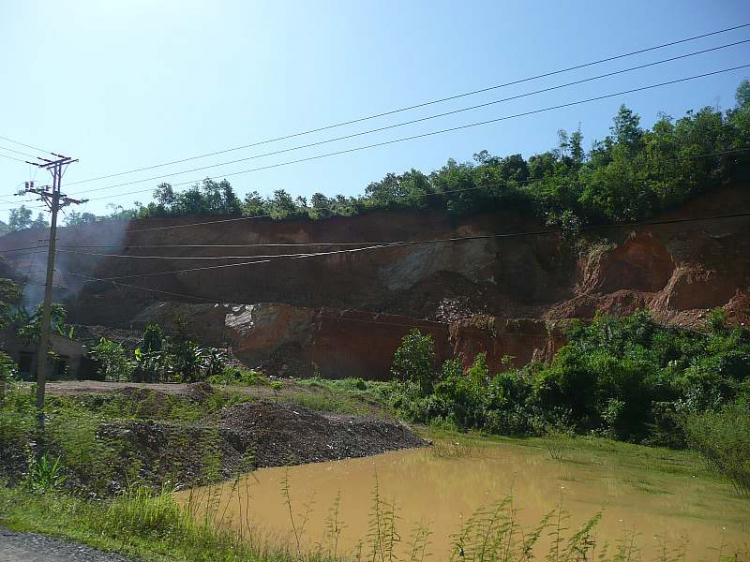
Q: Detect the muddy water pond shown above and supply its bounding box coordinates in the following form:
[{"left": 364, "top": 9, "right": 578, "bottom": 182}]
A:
[{"left": 179, "top": 440, "right": 750, "bottom": 560}]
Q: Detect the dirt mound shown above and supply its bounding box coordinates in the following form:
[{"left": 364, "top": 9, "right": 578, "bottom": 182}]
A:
[
  {"left": 10, "top": 399, "right": 425, "bottom": 495},
  {"left": 184, "top": 381, "right": 214, "bottom": 402},
  {"left": 217, "top": 400, "right": 424, "bottom": 467}
]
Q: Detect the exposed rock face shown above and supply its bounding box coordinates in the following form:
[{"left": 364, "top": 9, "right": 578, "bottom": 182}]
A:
[
  {"left": 580, "top": 233, "right": 676, "bottom": 294},
  {"left": 0, "top": 186, "right": 748, "bottom": 378},
  {"left": 119, "top": 300, "right": 572, "bottom": 378}
]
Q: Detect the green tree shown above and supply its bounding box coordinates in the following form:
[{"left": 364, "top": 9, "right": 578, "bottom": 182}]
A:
[
  {"left": 569, "top": 128, "right": 585, "bottom": 165},
  {"left": 154, "top": 182, "right": 177, "bottom": 211},
  {"left": 8, "top": 206, "right": 32, "bottom": 231},
  {"left": 30, "top": 213, "right": 48, "bottom": 230},
  {"left": 735, "top": 79, "right": 750, "bottom": 109},
  {"left": 268, "top": 189, "right": 298, "bottom": 219},
  {"left": 309, "top": 192, "right": 332, "bottom": 219},
  {"left": 611, "top": 104, "right": 643, "bottom": 151},
  {"left": 65, "top": 211, "right": 99, "bottom": 226},
  {"left": 219, "top": 180, "right": 242, "bottom": 216},
  {"left": 242, "top": 191, "right": 267, "bottom": 216},
  {"left": 16, "top": 303, "right": 68, "bottom": 344},
  {"left": 391, "top": 329, "right": 436, "bottom": 396}
]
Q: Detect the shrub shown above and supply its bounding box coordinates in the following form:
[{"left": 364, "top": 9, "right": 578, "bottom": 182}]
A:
[
  {"left": 24, "top": 454, "right": 67, "bottom": 493},
  {"left": 208, "top": 369, "right": 267, "bottom": 386},
  {"left": 683, "top": 400, "right": 750, "bottom": 496},
  {"left": 89, "top": 337, "right": 134, "bottom": 382}
]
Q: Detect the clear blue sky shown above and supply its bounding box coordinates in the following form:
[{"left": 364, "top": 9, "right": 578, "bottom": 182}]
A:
[{"left": 1, "top": 0, "right": 749, "bottom": 222}]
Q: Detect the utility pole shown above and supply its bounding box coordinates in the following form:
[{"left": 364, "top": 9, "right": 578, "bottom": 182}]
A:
[{"left": 25, "top": 154, "right": 84, "bottom": 410}]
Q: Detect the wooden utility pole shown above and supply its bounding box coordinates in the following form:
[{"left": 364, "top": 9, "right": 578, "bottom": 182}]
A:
[{"left": 25, "top": 154, "right": 84, "bottom": 409}]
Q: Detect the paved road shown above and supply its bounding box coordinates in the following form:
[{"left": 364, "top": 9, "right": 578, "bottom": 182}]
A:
[{"left": 0, "top": 529, "right": 134, "bottom": 562}]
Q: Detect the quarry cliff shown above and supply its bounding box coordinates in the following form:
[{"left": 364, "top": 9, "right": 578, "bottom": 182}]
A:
[{"left": 1, "top": 186, "right": 748, "bottom": 379}]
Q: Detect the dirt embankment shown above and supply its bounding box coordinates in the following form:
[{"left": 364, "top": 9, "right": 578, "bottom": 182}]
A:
[
  {"left": 1, "top": 186, "right": 748, "bottom": 378},
  {"left": 93, "top": 400, "right": 422, "bottom": 492},
  {"left": 0, "top": 384, "right": 423, "bottom": 495}
]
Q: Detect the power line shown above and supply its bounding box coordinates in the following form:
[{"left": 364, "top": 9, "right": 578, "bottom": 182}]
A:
[
  {"left": 65, "top": 211, "right": 750, "bottom": 281},
  {"left": 0, "top": 152, "right": 27, "bottom": 164},
  {"left": 0, "top": 197, "right": 42, "bottom": 209},
  {"left": 0, "top": 135, "right": 54, "bottom": 157},
  {"left": 64, "top": 40, "right": 750, "bottom": 198},
  {"left": 40, "top": 269, "right": 480, "bottom": 332},
  {"left": 58, "top": 270, "right": 460, "bottom": 331},
  {"left": 63, "top": 22, "right": 750, "bottom": 188},
  {"left": 57, "top": 248, "right": 380, "bottom": 260},
  {"left": 61, "top": 270, "right": 216, "bottom": 302},
  {"left": 4, "top": 64, "right": 750, "bottom": 215},
  {"left": 0, "top": 244, "right": 50, "bottom": 254},
  {"left": 20, "top": 274, "right": 577, "bottom": 334},
  {"left": 0, "top": 145, "right": 42, "bottom": 160},
  {"left": 59, "top": 242, "right": 387, "bottom": 249},
  {"left": 78, "top": 64, "right": 750, "bottom": 206}
]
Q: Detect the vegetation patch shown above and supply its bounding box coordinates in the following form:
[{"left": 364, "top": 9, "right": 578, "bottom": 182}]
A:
[{"left": 383, "top": 309, "right": 750, "bottom": 495}]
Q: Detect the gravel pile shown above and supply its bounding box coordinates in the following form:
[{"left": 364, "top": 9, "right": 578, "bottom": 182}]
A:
[{"left": 217, "top": 400, "right": 424, "bottom": 467}]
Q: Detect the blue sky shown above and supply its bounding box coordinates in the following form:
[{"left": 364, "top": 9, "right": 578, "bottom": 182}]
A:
[{"left": 1, "top": 0, "right": 749, "bottom": 222}]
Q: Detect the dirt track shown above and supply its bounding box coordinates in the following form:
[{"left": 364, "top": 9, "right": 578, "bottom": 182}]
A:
[
  {"left": 0, "top": 529, "right": 134, "bottom": 562},
  {"left": 41, "top": 380, "right": 274, "bottom": 397}
]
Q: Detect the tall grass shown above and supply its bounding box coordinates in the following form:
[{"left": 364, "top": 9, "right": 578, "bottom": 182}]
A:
[
  {"left": 2, "top": 478, "right": 746, "bottom": 562},
  {"left": 683, "top": 400, "right": 750, "bottom": 497}
]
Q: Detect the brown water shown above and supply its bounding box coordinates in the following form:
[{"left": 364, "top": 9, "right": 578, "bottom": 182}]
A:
[{"left": 179, "top": 441, "right": 750, "bottom": 560}]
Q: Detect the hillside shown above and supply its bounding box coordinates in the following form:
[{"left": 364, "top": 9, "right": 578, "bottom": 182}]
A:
[{"left": 0, "top": 185, "right": 747, "bottom": 379}]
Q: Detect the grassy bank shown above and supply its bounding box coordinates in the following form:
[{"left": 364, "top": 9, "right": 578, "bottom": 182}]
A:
[
  {"left": 0, "top": 485, "right": 301, "bottom": 561},
  {"left": 2, "top": 430, "right": 748, "bottom": 561},
  {"left": 1, "top": 376, "right": 748, "bottom": 560}
]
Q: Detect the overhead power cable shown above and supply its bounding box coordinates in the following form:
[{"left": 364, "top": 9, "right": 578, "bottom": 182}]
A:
[
  {"left": 0, "top": 152, "right": 27, "bottom": 164},
  {"left": 64, "top": 40, "right": 750, "bottom": 198},
  {"left": 49, "top": 269, "right": 461, "bottom": 331},
  {"left": 57, "top": 248, "right": 381, "bottom": 260},
  {"left": 0, "top": 244, "right": 51, "bottom": 254},
  {"left": 70, "top": 64, "right": 750, "bottom": 217},
  {"left": 0, "top": 145, "right": 42, "bottom": 160},
  {"left": 3, "top": 63, "right": 750, "bottom": 214},
  {"left": 61, "top": 270, "right": 216, "bottom": 303},
  {"left": 0, "top": 134, "right": 55, "bottom": 156},
  {"left": 59, "top": 242, "right": 386, "bottom": 249},
  {"left": 65, "top": 211, "right": 750, "bottom": 281},
  {"left": 64, "top": 22, "right": 750, "bottom": 188}
]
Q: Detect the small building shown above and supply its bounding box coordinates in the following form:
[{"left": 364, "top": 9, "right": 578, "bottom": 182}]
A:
[{"left": 0, "top": 329, "right": 93, "bottom": 381}]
